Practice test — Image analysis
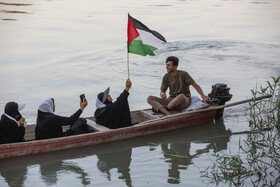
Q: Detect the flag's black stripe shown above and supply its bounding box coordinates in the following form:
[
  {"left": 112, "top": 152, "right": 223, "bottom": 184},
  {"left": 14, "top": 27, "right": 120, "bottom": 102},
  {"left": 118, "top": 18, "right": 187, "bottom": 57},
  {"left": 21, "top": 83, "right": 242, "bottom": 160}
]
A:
[{"left": 128, "top": 14, "right": 166, "bottom": 42}]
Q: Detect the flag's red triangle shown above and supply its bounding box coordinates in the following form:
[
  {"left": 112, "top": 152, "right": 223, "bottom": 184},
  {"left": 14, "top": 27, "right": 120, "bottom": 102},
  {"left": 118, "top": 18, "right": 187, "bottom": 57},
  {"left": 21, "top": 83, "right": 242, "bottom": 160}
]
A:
[{"left": 127, "top": 15, "right": 139, "bottom": 46}]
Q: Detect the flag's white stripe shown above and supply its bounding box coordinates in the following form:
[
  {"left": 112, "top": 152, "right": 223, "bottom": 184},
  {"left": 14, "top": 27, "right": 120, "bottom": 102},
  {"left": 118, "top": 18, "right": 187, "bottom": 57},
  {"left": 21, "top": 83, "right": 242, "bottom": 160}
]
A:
[{"left": 134, "top": 30, "right": 164, "bottom": 47}]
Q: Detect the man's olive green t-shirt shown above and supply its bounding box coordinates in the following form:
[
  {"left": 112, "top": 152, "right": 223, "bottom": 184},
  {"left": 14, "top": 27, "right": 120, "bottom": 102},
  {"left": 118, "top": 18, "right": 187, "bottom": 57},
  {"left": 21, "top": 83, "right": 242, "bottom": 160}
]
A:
[{"left": 160, "top": 70, "right": 195, "bottom": 98}]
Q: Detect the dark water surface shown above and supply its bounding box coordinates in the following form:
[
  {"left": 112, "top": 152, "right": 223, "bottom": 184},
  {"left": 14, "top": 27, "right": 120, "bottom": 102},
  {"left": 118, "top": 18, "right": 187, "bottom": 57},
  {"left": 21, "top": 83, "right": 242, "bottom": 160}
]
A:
[{"left": 0, "top": 0, "right": 279, "bottom": 186}]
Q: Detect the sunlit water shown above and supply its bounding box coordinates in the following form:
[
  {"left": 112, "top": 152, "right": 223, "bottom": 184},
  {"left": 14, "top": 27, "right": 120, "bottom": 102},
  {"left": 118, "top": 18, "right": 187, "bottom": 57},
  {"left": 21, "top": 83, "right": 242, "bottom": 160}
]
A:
[{"left": 0, "top": 0, "right": 280, "bottom": 186}]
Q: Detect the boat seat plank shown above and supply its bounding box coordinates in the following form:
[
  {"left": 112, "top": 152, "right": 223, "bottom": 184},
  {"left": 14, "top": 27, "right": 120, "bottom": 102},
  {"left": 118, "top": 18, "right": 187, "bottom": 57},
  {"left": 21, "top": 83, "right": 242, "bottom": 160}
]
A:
[
  {"left": 24, "top": 125, "right": 35, "bottom": 141},
  {"left": 140, "top": 108, "right": 183, "bottom": 119},
  {"left": 86, "top": 119, "right": 111, "bottom": 132},
  {"left": 140, "top": 109, "right": 164, "bottom": 119}
]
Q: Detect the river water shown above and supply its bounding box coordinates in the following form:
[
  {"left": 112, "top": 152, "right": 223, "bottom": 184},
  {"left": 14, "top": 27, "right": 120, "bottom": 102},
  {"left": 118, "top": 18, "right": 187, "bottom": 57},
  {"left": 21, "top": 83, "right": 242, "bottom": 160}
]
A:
[{"left": 0, "top": 0, "right": 279, "bottom": 186}]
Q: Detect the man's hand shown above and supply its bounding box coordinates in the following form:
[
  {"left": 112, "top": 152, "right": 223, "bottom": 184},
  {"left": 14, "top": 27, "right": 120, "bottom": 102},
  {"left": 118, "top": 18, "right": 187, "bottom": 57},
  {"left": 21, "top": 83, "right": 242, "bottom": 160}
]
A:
[
  {"left": 125, "top": 79, "right": 132, "bottom": 92},
  {"left": 160, "top": 91, "right": 167, "bottom": 99},
  {"left": 192, "top": 82, "right": 209, "bottom": 103},
  {"left": 80, "top": 98, "right": 88, "bottom": 111},
  {"left": 201, "top": 95, "right": 209, "bottom": 103}
]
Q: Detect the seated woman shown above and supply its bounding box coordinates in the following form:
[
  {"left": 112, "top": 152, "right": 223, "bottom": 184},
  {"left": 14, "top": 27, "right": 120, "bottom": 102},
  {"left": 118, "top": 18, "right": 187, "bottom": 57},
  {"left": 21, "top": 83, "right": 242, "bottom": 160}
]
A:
[
  {"left": 94, "top": 79, "right": 133, "bottom": 129},
  {"left": 0, "top": 101, "right": 26, "bottom": 144},
  {"left": 35, "top": 97, "right": 88, "bottom": 140}
]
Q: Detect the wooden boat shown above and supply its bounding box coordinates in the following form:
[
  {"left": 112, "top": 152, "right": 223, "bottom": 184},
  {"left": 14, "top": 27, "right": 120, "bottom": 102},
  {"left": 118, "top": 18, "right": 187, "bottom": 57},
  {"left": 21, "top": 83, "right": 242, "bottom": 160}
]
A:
[{"left": 0, "top": 95, "right": 271, "bottom": 159}]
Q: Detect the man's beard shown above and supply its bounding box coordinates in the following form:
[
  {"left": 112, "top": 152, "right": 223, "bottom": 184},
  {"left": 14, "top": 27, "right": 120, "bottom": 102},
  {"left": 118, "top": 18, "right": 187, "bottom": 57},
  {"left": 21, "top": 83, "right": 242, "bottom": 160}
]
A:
[{"left": 168, "top": 68, "right": 174, "bottom": 73}]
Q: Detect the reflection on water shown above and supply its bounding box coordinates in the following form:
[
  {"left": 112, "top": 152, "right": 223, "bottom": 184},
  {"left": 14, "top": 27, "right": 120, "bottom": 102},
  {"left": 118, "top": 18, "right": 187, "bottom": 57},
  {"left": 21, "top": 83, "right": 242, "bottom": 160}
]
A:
[
  {"left": 96, "top": 119, "right": 231, "bottom": 186},
  {"left": 0, "top": 167, "right": 27, "bottom": 187},
  {"left": 0, "top": 118, "right": 233, "bottom": 186},
  {"left": 0, "top": 159, "right": 90, "bottom": 187},
  {"left": 40, "top": 161, "right": 90, "bottom": 186},
  {"left": 162, "top": 143, "right": 191, "bottom": 184},
  {"left": 161, "top": 119, "right": 231, "bottom": 184},
  {"left": 97, "top": 149, "right": 132, "bottom": 187}
]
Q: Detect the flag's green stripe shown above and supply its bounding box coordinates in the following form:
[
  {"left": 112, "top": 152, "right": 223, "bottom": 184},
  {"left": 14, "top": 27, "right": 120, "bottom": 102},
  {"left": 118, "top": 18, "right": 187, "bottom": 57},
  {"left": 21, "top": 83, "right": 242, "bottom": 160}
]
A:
[{"left": 128, "top": 40, "right": 158, "bottom": 56}]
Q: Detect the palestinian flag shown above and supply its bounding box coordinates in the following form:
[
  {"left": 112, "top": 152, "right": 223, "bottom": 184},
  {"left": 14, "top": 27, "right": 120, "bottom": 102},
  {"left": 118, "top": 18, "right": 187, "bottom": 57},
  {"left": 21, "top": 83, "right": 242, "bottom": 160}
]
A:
[{"left": 127, "top": 14, "right": 166, "bottom": 56}]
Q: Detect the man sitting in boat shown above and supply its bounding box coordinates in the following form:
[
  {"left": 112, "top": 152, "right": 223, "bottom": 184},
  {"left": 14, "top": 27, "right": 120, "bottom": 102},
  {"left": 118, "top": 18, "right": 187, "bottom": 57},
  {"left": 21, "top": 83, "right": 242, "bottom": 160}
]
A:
[
  {"left": 94, "top": 79, "right": 133, "bottom": 129},
  {"left": 35, "top": 97, "right": 88, "bottom": 140},
  {"left": 0, "top": 102, "right": 26, "bottom": 144},
  {"left": 147, "top": 56, "right": 209, "bottom": 115}
]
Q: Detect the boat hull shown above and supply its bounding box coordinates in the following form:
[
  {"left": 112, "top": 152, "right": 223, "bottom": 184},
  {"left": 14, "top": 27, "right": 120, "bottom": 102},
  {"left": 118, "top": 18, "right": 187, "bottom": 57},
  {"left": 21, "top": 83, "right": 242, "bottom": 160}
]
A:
[{"left": 0, "top": 109, "right": 216, "bottom": 159}]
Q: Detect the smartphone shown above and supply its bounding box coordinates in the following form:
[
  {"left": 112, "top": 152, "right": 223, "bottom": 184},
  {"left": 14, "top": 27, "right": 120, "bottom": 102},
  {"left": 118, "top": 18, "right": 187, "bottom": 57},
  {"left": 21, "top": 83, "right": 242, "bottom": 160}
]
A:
[{"left": 80, "top": 94, "right": 86, "bottom": 102}]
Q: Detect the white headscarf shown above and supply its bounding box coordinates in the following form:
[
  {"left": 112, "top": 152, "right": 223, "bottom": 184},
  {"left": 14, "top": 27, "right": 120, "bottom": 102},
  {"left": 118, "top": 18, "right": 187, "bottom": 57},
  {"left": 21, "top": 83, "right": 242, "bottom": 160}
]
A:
[
  {"left": 3, "top": 113, "right": 25, "bottom": 127},
  {"left": 38, "top": 98, "right": 54, "bottom": 113},
  {"left": 3, "top": 102, "right": 26, "bottom": 127},
  {"left": 95, "top": 96, "right": 106, "bottom": 109}
]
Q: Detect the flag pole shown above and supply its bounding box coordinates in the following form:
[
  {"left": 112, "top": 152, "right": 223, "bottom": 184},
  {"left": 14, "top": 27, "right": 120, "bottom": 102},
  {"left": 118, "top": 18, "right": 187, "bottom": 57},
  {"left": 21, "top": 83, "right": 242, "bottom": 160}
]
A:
[{"left": 127, "top": 50, "right": 130, "bottom": 79}]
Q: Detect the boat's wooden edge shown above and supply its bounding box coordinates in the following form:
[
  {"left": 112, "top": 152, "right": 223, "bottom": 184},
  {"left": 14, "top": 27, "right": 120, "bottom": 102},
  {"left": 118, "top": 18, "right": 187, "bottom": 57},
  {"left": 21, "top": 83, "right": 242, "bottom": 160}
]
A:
[
  {"left": 22, "top": 106, "right": 216, "bottom": 141},
  {"left": 8, "top": 95, "right": 274, "bottom": 142},
  {"left": 3, "top": 106, "right": 215, "bottom": 143},
  {"left": 0, "top": 108, "right": 217, "bottom": 159},
  {"left": 4, "top": 107, "right": 217, "bottom": 145}
]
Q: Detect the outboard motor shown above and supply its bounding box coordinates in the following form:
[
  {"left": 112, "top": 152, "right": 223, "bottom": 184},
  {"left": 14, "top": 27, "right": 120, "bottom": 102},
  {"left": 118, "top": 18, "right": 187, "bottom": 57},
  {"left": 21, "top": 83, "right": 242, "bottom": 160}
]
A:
[{"left": 208, "top": 83, "right": 232, "bottom": 118}]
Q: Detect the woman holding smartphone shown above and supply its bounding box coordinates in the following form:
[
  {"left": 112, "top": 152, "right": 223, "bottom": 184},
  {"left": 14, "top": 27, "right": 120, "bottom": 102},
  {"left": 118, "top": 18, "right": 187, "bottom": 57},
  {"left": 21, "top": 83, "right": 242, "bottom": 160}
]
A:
[{"left": 35, "top": 97, "right": 88, "bottom": 140}]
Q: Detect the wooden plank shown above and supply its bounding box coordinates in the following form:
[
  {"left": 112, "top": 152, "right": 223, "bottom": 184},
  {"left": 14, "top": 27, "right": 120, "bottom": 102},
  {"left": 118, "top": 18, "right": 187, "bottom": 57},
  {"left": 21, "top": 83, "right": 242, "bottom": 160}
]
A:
[{"left": 139, "top": 109, "right": 160, "bottom": 120}]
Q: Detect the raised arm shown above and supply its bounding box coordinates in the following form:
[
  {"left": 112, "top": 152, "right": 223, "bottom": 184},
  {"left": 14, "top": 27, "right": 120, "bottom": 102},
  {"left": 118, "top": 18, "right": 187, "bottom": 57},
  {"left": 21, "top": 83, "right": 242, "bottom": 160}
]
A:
[{"left": 125, "top": 79, "right": 132, "bottom": 92}]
